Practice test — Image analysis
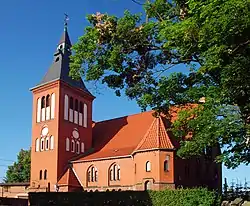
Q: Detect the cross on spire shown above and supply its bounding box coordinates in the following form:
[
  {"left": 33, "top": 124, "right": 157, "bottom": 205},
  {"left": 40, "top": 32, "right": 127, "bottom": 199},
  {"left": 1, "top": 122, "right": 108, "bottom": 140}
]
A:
[{"left": 64, "top": 13, "right": 69, "bottom": 31}]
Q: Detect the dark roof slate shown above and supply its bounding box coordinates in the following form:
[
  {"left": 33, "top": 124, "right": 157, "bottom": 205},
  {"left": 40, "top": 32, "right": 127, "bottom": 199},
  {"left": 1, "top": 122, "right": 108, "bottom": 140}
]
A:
[{"left": 31, "top": 29, "right": 92, "bottom": 96}]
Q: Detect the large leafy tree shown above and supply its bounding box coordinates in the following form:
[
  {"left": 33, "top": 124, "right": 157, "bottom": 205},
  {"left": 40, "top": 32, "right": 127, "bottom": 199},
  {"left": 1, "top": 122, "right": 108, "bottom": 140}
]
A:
[
  {"left": 70, "top": 0, "right": 250, "bottom": 168},
  {"left": 4, "top": 149, "right": 31, "bottom": 183}
]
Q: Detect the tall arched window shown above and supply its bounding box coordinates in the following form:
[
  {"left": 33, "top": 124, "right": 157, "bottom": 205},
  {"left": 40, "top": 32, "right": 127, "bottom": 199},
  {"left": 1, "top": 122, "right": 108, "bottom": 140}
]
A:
[
  {"left": 109, "top": 163, "right": 120, "bottom": 181},
  {"left": 75, "top": 99, "right": 78, "bottom": 111},
  {"left": 74, "top": 99, "right": 79, "bottom": 124},
  {"left": 66, "top": 138, "right": 70, "bottom": 151},
  {"left": 64, "top": 95, "right": 69, "bottom": 120},
  {"left": 45, "top": 95, "right": 50, "bottom": 120},
  {"left": 79, "top": 102, "right": 83, "bottom": 126},
  {"left": 71, "top": 140, "right": 75, "bottom": 152},
  {"left": 69, "top": 97, "right": 73, "bottom": 109},
  {"left": 35, "top": 138, "right": 39, "bottom": 152},
  {"left": 50, "top": 136, "right": 54, "bottom": 150},
  {"left": 146, "top": 161, "right": 151, "bottom": 172},
  {"left": 83, "top": 104, "right": 87, "bottom": 128},
  {"left": 41, "top": 96, "right": 46, "bottom": 121},
  {"left": 41, "top": 96, "right": 45, "bottom": 109},
  {"left": 37, "top": 98, "right": 41, "bottom": 123},
  {"left": 69, "top": 97, "right": 74, "bottom": 122},
  {"left": 87, "top": 166, "right": 98, "bottom": 182},
  {"left": 44, "top": 170, "right": 47, "bottom": 180},
  {"left": 51, "top": 93, "right": 55, "bottom": 119},
  {"left": 39, "top": 170, "right": 42, "bottom": 180}
]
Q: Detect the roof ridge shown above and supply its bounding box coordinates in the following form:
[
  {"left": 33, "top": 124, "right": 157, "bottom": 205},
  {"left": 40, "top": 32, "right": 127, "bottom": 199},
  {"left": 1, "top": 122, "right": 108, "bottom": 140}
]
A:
[{"left": 94, "top": 110, "right": 154, "bottom": 124}]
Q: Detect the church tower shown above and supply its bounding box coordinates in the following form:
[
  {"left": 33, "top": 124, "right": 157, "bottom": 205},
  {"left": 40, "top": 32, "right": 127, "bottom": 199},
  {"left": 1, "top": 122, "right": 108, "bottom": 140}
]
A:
[{"left": 29, "top": 23, "right": 95, "bottom": 191}]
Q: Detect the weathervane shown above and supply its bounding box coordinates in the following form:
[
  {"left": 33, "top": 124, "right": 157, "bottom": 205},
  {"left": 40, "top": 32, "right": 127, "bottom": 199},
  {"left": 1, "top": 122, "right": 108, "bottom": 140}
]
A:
[{"left": 64, "top": 13, "right": 69, "bottom": 30}]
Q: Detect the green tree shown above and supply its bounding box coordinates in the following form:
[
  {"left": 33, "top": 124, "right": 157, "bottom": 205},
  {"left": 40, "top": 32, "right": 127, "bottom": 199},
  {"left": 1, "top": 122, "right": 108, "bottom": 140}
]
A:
[
  {"left": 70, "top": 0, "right": 250, "bottom": 168},
  {"left": 4, "top": 149, "right": 31, "bottom": 183}
]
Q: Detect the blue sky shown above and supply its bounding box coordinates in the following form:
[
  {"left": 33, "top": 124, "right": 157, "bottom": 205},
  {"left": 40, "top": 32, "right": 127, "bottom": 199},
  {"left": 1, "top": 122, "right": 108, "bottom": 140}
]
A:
[{"left": 0, "top": 0, "right": 249, "bottom": 185}]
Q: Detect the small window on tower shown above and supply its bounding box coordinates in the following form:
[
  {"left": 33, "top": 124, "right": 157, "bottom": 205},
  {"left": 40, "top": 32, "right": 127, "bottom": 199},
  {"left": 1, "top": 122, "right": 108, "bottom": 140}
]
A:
[
  {"left": 79, "top": 102, "right": 83, "bottom": 113},
  {"left": 46, "top": 95, "right": 50, "bottom": 107},
  {"left": 41, "top": 96, "right": 45, "bottom": 109},
  {"left": 44, "top": 170, "right": 47, "bottom": 180},
  {"left": 39, "top": 170, "right": 42, "bottom": 180},
  {"left": 75, "top": 99, "right": 78, "bottom": 111},
  {"left": 69, "top": 97, "right": 73, "bottom": 109}
]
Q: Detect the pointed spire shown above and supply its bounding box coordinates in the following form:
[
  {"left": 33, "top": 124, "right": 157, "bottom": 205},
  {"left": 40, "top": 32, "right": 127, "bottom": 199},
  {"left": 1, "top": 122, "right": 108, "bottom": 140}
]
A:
[
  {"left": 59, "top": 13, "right": 72, "bottom": 47},
  {"left": 30, "top": 18, "right": 93, "bottom": 97}
]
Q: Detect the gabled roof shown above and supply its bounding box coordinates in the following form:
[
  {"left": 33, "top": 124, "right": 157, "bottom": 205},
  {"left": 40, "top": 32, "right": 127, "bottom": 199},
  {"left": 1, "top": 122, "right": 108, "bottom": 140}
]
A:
[
  {"left": 57, "top": 167, "right": 81, "bottom": 187},
  {"left": 72, "top": 110, "right": 178, "bottom": 163},
  {"left": 30, "top": 28, "right": 93, "bottom": 96}
]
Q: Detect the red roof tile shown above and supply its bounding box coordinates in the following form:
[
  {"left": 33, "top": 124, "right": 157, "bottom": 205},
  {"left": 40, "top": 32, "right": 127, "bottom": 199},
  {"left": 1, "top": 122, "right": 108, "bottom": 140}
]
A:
[
  {"left": 58, "top": 167, "right": 81, "bottom": 187},
  {"left": 72, "top": 105, "right": 197, "bottom": 162},
  {"left": 134, "top": 116, "right": 174, "bottom": 151}
]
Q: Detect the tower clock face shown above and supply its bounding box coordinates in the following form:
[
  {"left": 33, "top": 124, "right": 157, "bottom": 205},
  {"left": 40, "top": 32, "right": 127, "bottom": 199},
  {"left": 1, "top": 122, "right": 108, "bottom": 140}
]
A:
[
  {"left": 41, "top": 127, "right": 49, "bottom": 136},
  {"left": 72, "top": 129, "right": 79, "bottom": 139}
]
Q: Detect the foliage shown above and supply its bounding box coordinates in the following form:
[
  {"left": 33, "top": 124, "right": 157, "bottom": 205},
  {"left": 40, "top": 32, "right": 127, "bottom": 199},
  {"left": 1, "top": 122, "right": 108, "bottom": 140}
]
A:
[
  {"left": 4, "top": 149, "right": 31, "bottom": 183},
  {"left": 29, "top": 188, "right": 219, "bottom": 206},
  {"left": 70, "top": 0, "right": 250, "bottom": 168},
  {"left": 149, "top": 188, "right": 219, "bottom": 206}
]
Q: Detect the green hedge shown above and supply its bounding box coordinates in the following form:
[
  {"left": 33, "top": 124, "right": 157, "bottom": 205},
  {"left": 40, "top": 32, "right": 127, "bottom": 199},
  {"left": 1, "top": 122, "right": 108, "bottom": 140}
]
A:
[
  {"left": 149, "top": 188, "right": 220, "bottom": 206},
  {"left": 29, "top": 188, "right": 220, "bottom": 206}
]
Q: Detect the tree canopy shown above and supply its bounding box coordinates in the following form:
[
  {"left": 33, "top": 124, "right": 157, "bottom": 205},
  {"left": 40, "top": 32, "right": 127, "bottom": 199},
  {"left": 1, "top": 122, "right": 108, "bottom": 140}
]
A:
[
  {"left": 70, "top": 0, "right": 250, "bottom": 168},
  {"left": 4, "top": 149, "right": 30, "bottom": 183}
]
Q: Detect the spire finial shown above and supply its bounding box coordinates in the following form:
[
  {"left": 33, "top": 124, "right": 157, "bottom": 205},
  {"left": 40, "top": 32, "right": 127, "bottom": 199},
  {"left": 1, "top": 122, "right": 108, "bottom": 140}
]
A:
[{"left": 64, "top": 13, "right": 69, "bottom": 31}]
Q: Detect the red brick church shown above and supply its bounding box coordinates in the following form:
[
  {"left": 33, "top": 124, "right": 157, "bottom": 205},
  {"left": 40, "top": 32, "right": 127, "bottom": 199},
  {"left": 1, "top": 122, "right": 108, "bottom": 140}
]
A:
[{"left": 25, "top": 25, "right": 222, "bottom": 193}]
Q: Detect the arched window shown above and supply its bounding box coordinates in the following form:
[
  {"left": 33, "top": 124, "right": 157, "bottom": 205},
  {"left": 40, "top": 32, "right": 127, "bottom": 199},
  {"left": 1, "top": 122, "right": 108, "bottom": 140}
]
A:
[
  {"left": 41, "top": 138, "right": 44, "bottom": 151},
  {"left": 50, "top": 136, "right": 54, "bottom": 150},
  {"left": 87, "top": 166, "right": 98, "bottom": 182},
  {"left": 164, "top": 155, "right": 170, "bottom": 171},
  {"left": 64, "top": 95, "right": 69, "bottom": 120},
  {"left": 146, "top": 161, "right": 151, "bottom": 172},
  {"left": 66, "top": 138, "right": 70, "bottom": 151},
  {"left": 37, "top": 98, "right": 41, "bottom": 123},
  {"left": 71, "top": 140, "right": 75, "bottom": 152},
  {"left": 35, "top": 138, "right": 39, "bottom": 152},
  {"left": 81, "top": 142, "right": 84, "bottom": 153},
  {"left": 79, "top": 102, "right": 83, "bottom": 113},
  {"left": 69, "top": 97, "right": 74, "bottom": 122},
  {"left": 44, "top": 170, "right": 47, "bottom": 180},
  {"left": 109, "top": 163, "right": 120, "bottom": 181},
  {"left": 91, "top": 167, "right": 95, "bottom": 182},
  {"left": 46, "top": 95, "right": 50, "bottom": 107},
  {"left": 51, "top": 93, "right": 55, "bottom": 119},
  {"left": 45, "top": 137, "right": 49, "bottom": 150},
  {"left": 74, "top": 99, "right": 79, "bottom": 124},
  {"left": 39, "top": 170, "right": 42, "bottom": 180},
  {"left": 69, "top": 97, "right": 73, "bottom": 109},
  {"left": 76, "top": 141, "right": 80, "bottom": 154},
  {"left": 41, "top": 96, "right": 45, "bottom": 109},
  {"left": 83, "top": 104, "right": 87, "bottom": 128},
  {"left": 75, "top": 99, "right": 78, "bottom": 111},
  {"left": 94, "top": 170, "right": 98, "bottom": 182},
  {"left": 117, "top": 166, "right": 120, "bottom": 180},
  {"left": 110, "top": 169, "right": 113, "bottom": 181},
  {"left": 41, "top": 96, "right": 46, "bottom": 121}
]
